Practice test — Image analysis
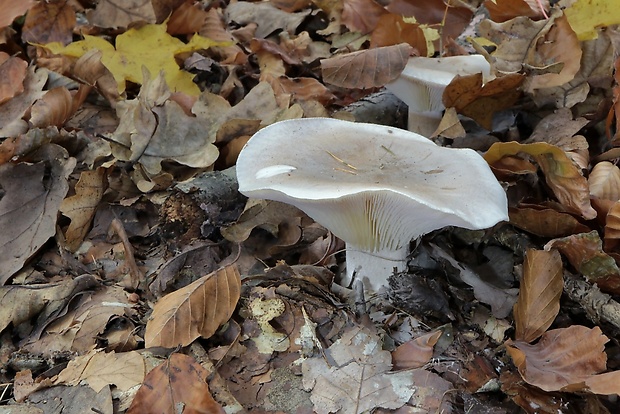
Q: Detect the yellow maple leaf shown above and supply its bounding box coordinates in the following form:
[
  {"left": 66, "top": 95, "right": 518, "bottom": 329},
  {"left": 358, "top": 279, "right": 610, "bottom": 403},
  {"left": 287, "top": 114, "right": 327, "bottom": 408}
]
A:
[
  {"left": 565, "top": 0, "right": 620, "bottom": 40},
  {"left": 43, "top": 23, "right": 225, "bottom": 96}
]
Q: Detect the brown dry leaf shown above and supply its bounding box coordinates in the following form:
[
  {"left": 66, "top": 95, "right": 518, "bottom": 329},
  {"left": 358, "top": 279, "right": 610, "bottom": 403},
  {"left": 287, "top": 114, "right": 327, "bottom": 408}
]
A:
[
  {"left": 27, "top": 384, "right": 113, "bottom": 414},
  {"left": 0, "top": 55, "right": 27, "bottom": 105},
  {"left": 604, "top": 201, "right": 620, "bottom": 251},
  {"left": 225, "top": 1, "right": 310, "bottom": 39},
  {"left": 506, "top": 326, "right": 608, "bottom": 392},
  {"left": 0, "top": 0, "right": 34, "bottom": 28},
  {"left": 546, "top": 231, "right": 620, "bottom": 294},
  {"left": 0, "top": 67, "right": 47, "bottom": 138},
  {"left": 321, "top": 43, "right": 412, "bottom": 89},
  {"left": 60, "top": 168, "right": 107, "bottom": 252},
  {"left": 433, "top": 107, "right": 466, "bottom": 139},
  {"left": 221, "top": 200, "right": 305, "bottom": 243},
  {"left": 109, "top": 73, "right": 219, "bottom": 180},
  {"left": 385, "top": 0, "right": 472, "bottom": 51},
  {"left": 341, "top": 0, "right": 387, "bottom": 35},
  {"left": 21, "top": 0, "right": 75, "bottom": 45},
  {"left": 443, "top": 73, "right": 525, "bottom": 130},
  {"left": 513, "top": 249, "right": 563, "bottom": 343},
  {"left": 144, "top": 265, "right": 241, "bottom": 348},
  {"left": 484, "top": 141, "right": 596, "bottom": 220},
  {"left": 87, "top": 0, "right": 156, "bottom": 28},
  {"left": 484, "top": 0, "right": 548, "bottom": 22},
  {"left": 56, "top": 349, "right": 145, "bottom": 393},
  {"left": 369, "top": 14, "right": 428, "bottom": 54},
  {"left": 302, "top": 326, "right": 418, "bottom": 413},
  {"left": 0, "top": 144, "right": 75, "bottom": 284},
  {"left": 23, "top": 284, "right": 136, "bottom": 355},
  {"left": 13, "top": 369, "right": 54, "bottom": 403},
  {"left": 127, "top": 353, "right": 225, "bottom": 414},
  {"left": 201, "top": 8, "right": 247, "bottom": 65},
  {"left": 391, "top": 330, "right": 442, "bottom": 370},
  {"left": 30, "top": 87, "right": 76, "bottom": 128},
  {"left": 535, "top": 29, "right": 613, "bottom": 108},
  {"left": 509, "top": 207, "right": 590, "bottom": 238},
  {"left": 193, "top": 82, "right": 287, "bottom": 145},
  {"left": 480, "top": 13, "right": 582, "bottom": 92},
  {"left": 589, "top": 161, "right": 620, "bottom": 200},
  {"left": 0, "top": 274, "right": 98, "bottom": 335},
  {"left": 167, "top": 0, "right": 208, "bottom": 35}
]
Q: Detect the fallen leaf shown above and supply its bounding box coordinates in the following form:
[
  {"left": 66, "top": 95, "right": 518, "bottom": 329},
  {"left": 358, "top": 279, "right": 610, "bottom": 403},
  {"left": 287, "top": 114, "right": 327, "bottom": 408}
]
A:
[
  {"left": 302, "top": 326, "right": 418, "bottom": 413},
  {"left": 484, "top": 141, "right": 596, "bottom": 220},
  {"left": 341, "top": 0, "right": 387, "bottom": 34},
  {"left": 385, "top": 0, "right": 472, "bottom": 52},
  {"left": 546, "top": 230, "right": 620, "bottom": 294},
  {"left": 0, "top": 144, "right": 75, "bottom": 284},
  {"left": 509, "top": 207, "right": 590, "bottom": 237},
  {"left": 126, "top": 353, "right": 225, "bottom": 414},
  {"left": 56, "top": 349, "right": 145, "bottom": 392},
  {"left": 225, "top": 1, "right": 310, "bottom": 39},
  {"left": 321, "top": 43, "right": 412, "bottom": 89},
  {"left": 21, "top": 0, "right": 75, "bottom": 45},
  {"left": 484, "top": 0, "right": 548, "bottom": 22},
  {"left": 86, "top": 0, "right": 156, "bottom": 28},
  {"left": 144, "top": 265, "right": 241, "bottom": 348},
  {"left": 506, "top": 326, "right": 608, "bottom": 392},
  {"left": 0, "top": 55, "right": 28, "bottom": 105},
  {"left": 0, "top": 274, "right": 99, "bottom": 335},
  {"left": 443, "top": 73, "right": 524, "bottom": 130},
  {"left": 60, "top": 168, "right": 107, "bottom": 251},
  {"left": 513, "top": 249, "right": 563, "bottom": 343},
  {"left": 42, "top": 22, "right": 222, "bottom": 95},
  {"left": 604, "top": 201, "right": 620, "bottom": 251},
  {"left": 0, "top": 67, "right": 47, "bottom": 138},
  {"left": 589, "top": 161, "right": 620, "bottom": 200},
  {"left": 0, "top": 0, "right": 34, "bottom": 28},
  {"left": 391, "top": 330, "right": 442, "bottom": 370},
  {"left": 565, "top": 0, "right": 620, "bottom": 41},
  {"left": 369, "top": 13, "right": 429, "bottom": 55}
]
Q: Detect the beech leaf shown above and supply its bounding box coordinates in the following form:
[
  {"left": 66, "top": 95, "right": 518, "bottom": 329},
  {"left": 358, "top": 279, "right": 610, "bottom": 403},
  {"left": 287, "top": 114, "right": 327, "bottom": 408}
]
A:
[
  {"left": 484, "top": 141, "right": 596, "bottom": 220},
  {"left": 127, "top": 353, "right": 224, "bottom": 414},
  {"left": 144, "top": 265, "right": 241, "bottom": 348},
  {"left": 513, "top": 249, "right": 563, "bottom": 343},
  {"left": 321, "top": 43, "right": 412, "bottom": 89},
  {"left": 589, "top": 161, "right": 620, "bottom": 201},
  {"left": 506, "top": 326, "right": 608, "bottom": 392}
]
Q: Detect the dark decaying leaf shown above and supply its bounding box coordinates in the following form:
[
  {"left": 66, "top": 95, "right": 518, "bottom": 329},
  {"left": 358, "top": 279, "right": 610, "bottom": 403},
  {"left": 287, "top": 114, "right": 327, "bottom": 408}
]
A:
[
  {"left": 513, "top": 249, "right": 563, "bottom": 343},
  {"left": 0, "top": 144, "right": 75, "bottom": 285},
  {"left": 321, "top": 43, "right": 412, "bottom": 89},
  {"left": 144, "top": 265, "right": 241, "bottom": 348}
]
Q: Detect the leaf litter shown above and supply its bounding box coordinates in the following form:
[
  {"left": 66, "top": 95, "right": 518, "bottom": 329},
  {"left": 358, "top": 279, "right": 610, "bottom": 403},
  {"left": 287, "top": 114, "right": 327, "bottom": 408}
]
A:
[{"left": 3, "top": 0, "right": 620, "bottom": 412}]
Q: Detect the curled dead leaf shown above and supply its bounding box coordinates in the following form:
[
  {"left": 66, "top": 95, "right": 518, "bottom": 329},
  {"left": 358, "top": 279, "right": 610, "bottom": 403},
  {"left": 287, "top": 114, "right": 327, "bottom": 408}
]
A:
[{"left": 589, "top": 161, "right": 620, "bottom": 201}]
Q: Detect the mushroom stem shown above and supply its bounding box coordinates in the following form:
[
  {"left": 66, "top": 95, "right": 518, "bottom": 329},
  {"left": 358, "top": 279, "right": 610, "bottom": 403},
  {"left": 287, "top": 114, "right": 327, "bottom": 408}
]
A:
[
  {"left": 345, "top": 245, "right": 409, "bottom": 292},
  {"left": 408, "top": 111, "right": 443, "bottom": 137}
]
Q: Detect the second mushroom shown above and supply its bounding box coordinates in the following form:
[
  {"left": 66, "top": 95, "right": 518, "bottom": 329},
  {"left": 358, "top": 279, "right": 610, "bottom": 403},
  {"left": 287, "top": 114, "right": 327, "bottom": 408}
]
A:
[{"left": 236, "top": 118, "right": 508, "bottom": 292}]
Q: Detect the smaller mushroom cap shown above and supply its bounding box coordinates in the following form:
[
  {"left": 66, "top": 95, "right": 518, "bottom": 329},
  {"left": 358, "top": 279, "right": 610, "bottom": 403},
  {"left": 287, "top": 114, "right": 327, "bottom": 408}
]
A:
[
  {"left": 236, "top": 118, "right": 507, "bottom": 257},
  {"left": 385, "top": 55, "right": 491, "bottom": 113}
]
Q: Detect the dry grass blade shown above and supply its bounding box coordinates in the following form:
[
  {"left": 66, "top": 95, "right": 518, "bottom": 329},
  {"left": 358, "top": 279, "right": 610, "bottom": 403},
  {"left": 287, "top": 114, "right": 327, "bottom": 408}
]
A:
[
  {"left": 513, "top": 249, "right": 563, "bottom": 343},
  {"left": 321, "top": 43, "right": 412, "bottom": 89},
  {"left": 145, "top": 265, "right": 241, "bottom": 348}
]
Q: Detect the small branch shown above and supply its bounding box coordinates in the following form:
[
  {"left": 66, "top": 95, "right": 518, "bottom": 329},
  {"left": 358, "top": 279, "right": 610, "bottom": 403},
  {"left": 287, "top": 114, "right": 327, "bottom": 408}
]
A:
[{"left": 563, "top": 272, "right": 620, "bottom": 333}]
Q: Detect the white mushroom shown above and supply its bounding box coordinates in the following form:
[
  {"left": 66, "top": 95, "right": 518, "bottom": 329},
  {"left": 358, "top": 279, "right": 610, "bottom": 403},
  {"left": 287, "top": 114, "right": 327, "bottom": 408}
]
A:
[
  {"left": 385, "top": 55, "right": 491, "bottom": 137},
  {"left": 235, "top": 118, "right": 507, "bottom": 292}
]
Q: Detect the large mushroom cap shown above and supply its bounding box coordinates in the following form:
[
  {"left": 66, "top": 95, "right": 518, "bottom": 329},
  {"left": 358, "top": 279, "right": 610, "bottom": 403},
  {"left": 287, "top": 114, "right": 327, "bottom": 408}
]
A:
[{"left": 236, "top": 118, "right": 508, "bottom": 255}]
